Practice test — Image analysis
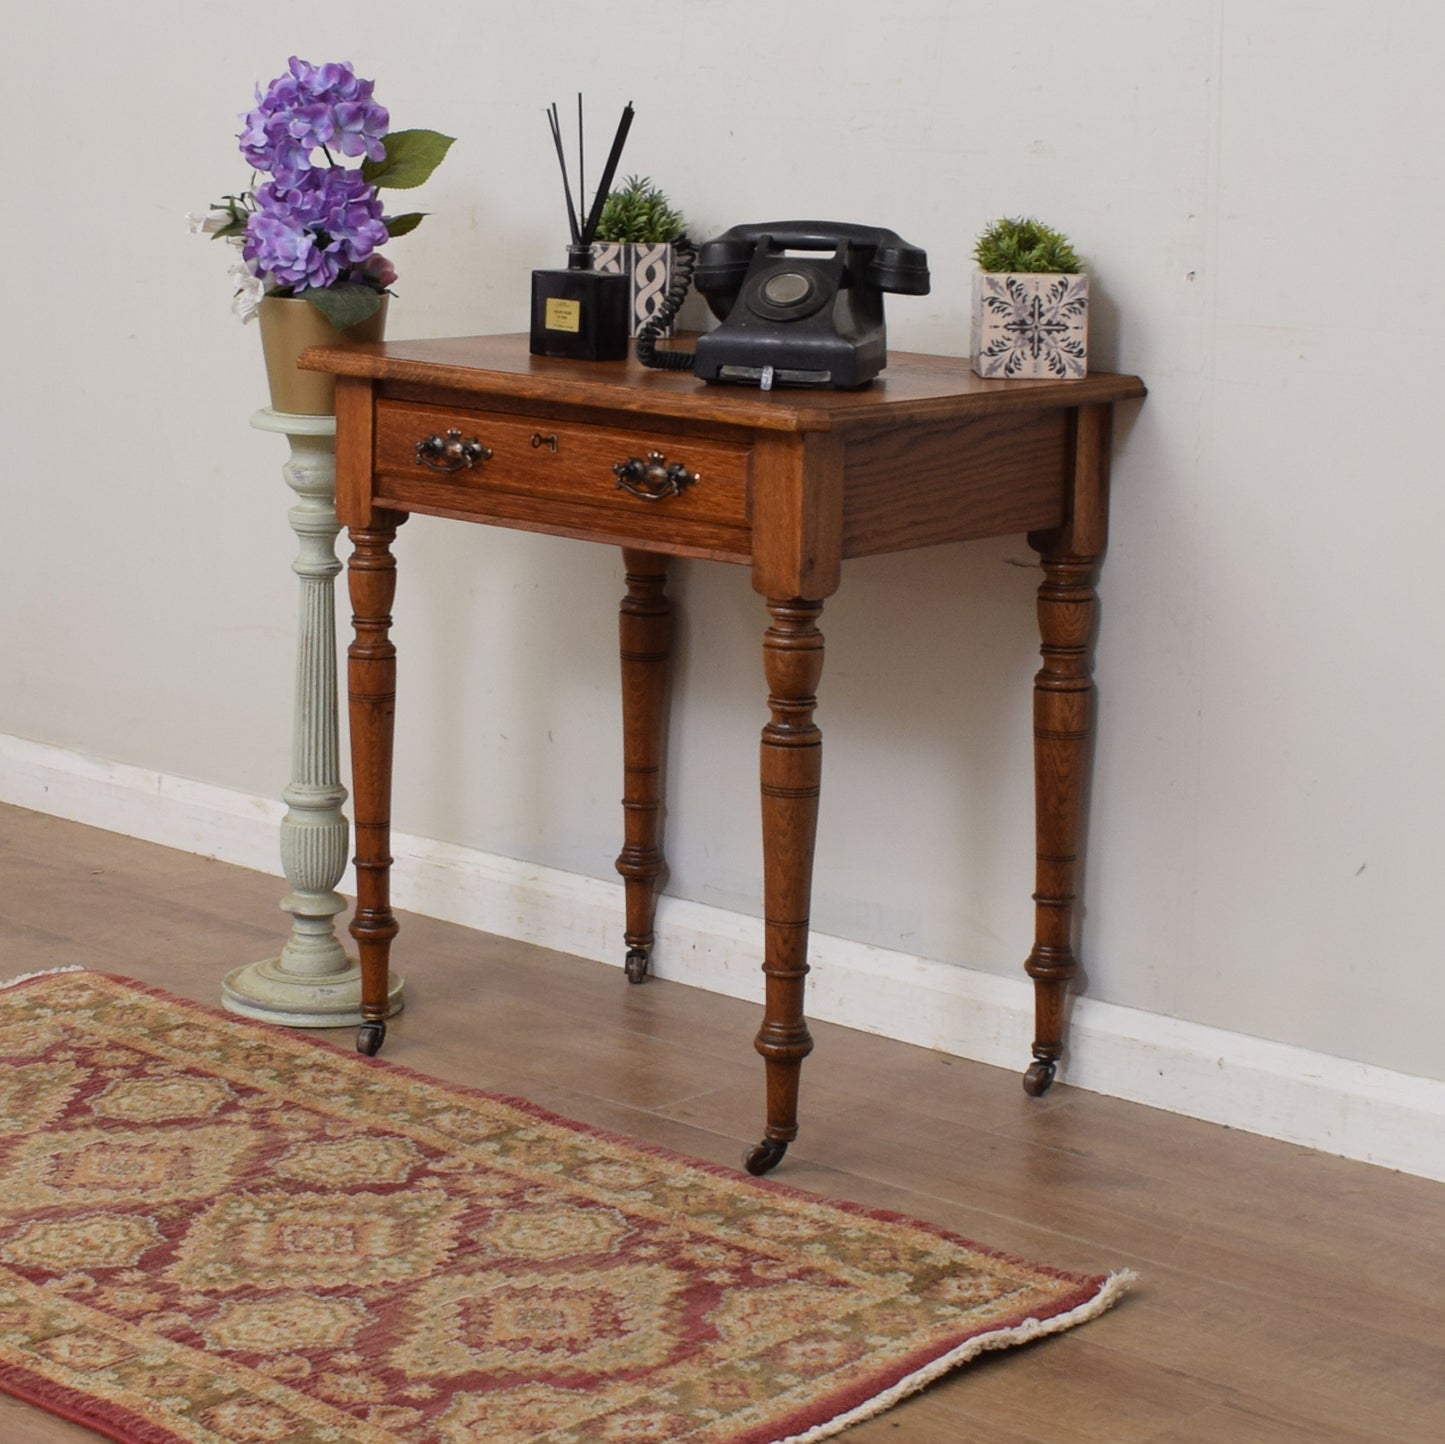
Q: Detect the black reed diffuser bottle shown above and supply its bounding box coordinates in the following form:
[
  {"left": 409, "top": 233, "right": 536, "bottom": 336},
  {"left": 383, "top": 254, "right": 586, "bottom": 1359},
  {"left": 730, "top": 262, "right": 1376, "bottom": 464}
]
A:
[{"left": 530, "top": 98, "right": 634, "bottom": 361}]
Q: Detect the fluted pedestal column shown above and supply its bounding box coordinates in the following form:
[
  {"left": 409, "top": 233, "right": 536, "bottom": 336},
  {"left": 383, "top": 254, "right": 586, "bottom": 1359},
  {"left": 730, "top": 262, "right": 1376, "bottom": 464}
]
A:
[{"left": 222, "top": 409, "right": 404, "bottom": 1027}]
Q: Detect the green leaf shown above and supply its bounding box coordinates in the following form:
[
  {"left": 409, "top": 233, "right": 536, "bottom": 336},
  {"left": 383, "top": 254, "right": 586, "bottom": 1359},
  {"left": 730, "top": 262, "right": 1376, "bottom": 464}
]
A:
[
  {"left": 305, "top": 284, "right": 384, "bottom": 331},
  {"left": 363, "top": 129, "right": 455, "bottom": 191},
  {"left": 210, "top": 217, "right": 248, "bottom": 240},
  {"left": 383, "top": 211, "right": 427, "bottom": 239}
]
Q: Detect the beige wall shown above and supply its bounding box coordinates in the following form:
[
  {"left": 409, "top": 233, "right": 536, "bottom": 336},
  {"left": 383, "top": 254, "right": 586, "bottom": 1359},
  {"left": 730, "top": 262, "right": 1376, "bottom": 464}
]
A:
[{"left": 4, "top": 1, "right": 1441, "bottom": 1083}]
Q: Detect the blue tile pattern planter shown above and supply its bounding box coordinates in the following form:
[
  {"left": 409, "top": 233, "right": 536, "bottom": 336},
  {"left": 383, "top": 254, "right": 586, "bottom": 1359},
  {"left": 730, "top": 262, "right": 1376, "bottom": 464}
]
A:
[{"left": 972, "top": 272, "right": 1089, "bottom": 379}]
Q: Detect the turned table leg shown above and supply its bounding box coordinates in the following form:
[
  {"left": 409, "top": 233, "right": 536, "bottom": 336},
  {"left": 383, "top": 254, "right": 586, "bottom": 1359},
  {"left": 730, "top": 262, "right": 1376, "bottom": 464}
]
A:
[
  {"left": 1022, "top": 404, "right": 1111, "bottom": 1095},
  {"left": 346, "top": 516, "right": 405, "bottom": 1056},
  {"left": 745, "top": 598, "right": 824, "bottom": 1175},
  {"left": 615, "top": 549, "right": 673, "bottom": 983},
  {"left": 1021, "top": 543, "right": 1098, "bottom": 1094}
]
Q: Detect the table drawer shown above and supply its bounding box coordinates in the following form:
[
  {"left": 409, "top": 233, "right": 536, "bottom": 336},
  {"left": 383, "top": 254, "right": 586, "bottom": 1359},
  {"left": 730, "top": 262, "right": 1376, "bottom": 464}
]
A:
[{"left": 373, "top": 400, "right": 750, "bottom": 538}]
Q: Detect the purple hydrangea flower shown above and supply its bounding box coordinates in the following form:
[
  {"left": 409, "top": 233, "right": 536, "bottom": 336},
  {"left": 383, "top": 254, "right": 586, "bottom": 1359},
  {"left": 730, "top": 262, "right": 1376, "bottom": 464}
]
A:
[
  {"left": 242, "top": 166, "right": 391, "bottom": 293},
  {"left": 216, "top": 56, "right": 443, "bottom": 307},
  {"left": 238, "top": 56, "right": 388, "bottom": 180},
  {"left": 302, "top": 58, "right": 374, "bottom": 103},
  {"left": 330, "top": 99, "right": 389, "bottom": 162},
  {"left": 243, "top": 208, "right": 343, "bottom": 291}
]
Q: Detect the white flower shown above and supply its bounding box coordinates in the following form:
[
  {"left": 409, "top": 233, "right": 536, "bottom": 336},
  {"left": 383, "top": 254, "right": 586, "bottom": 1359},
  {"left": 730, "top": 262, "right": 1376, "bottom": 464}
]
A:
[
  {"left": 187, "top": 209, "right": 227, "bottom": 236},
  {"left": 228, "top": 259, "right": 268, "bottom": 324}
]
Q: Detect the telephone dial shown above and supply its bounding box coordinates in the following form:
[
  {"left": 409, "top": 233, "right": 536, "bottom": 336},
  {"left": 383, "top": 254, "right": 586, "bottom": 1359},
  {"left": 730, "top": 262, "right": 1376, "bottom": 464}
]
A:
[{"left": 637, "top": 221, "right": 930, "bottom": 389}]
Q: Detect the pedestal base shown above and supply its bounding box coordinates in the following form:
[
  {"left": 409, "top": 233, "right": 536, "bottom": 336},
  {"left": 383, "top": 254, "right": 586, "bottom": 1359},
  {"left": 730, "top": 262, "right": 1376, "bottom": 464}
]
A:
[
  {"left": 233, "top": 407, "right": 388, "bottom": 1033},
  {"left": 221, "top": 955, "right": 404, "bottom": 1029}
]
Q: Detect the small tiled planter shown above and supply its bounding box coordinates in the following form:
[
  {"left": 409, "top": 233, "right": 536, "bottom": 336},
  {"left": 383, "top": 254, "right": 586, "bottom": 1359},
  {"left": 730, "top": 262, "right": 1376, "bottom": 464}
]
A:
[
  {"left": 972, "top": 271, "right": 1089, "bottom": 380},
  {"left": 589, "top": 242, "right": 678, "bottom": 337}
]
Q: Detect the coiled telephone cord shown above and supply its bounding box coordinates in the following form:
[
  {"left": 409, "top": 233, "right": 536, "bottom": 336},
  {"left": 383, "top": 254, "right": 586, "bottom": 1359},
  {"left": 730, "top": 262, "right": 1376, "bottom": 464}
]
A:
[{"left": 634, "top": 237, "right": 698, "bottom": 371}]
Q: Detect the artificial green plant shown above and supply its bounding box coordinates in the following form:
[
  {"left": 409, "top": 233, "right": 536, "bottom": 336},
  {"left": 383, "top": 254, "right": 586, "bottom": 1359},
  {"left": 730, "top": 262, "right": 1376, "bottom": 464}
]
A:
[{"left": 973, "top": 216, "right": 1082, "bottom": 274}]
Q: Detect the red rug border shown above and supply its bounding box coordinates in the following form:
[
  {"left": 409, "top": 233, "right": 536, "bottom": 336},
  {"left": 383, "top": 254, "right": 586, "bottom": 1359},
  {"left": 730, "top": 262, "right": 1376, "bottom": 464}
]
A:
[{"left": 0, "top": 1365, "right": 177, "bottom": 1444}]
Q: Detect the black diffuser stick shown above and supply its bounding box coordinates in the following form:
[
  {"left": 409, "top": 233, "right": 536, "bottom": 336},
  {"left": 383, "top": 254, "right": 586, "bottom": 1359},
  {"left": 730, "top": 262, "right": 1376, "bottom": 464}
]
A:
[
  {"left": 577, "top": 93, "right": 585, "bottom": 223},
  {"left": 546, "top": 102, "right": 580, "bottom": 245},
  {"left": 580, "top": 101, "right": 634, "bottom": 246}
]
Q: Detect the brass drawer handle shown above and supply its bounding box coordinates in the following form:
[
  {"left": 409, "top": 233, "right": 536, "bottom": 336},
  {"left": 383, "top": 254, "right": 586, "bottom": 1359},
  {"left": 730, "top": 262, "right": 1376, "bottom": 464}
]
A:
[
  {"left": 416, "top": 430, "right": 493, "bottom": 472},
  {"left": 613, "top": 451, "right": 698, "bottom": 502}
]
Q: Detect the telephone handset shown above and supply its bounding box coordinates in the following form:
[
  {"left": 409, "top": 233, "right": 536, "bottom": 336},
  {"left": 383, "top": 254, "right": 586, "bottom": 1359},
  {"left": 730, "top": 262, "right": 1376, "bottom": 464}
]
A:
[{"left": 637, "top": 221, "right": 930, "bottom": 389}]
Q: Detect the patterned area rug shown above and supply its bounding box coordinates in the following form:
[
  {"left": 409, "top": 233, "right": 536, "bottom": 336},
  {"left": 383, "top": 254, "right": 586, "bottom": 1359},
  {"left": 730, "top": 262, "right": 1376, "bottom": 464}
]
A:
[{"left": 0, "top": 970, "right": 1131, "bottom": 1443}]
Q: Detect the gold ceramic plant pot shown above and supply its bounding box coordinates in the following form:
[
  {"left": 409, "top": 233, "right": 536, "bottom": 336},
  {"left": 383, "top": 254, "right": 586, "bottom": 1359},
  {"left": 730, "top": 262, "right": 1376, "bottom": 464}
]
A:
[{"left": 257, "top": 294, "right": 388, "bottom": 416}]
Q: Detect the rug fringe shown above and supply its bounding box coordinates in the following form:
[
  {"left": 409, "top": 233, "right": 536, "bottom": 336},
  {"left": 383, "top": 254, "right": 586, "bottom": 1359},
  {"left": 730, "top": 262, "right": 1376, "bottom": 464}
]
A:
[
  {"left": 778, "top": 1269, "right": 1139, "bottom": 1444},
  {"left": 0, "top": 964, "right": 87, "bottom": 991}
]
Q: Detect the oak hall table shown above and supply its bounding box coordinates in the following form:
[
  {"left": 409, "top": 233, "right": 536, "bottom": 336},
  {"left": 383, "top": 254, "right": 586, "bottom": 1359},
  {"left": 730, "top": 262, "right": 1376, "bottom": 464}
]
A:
[{"left": 305, "top": 334, "right": 1145, "bottom": 1174}]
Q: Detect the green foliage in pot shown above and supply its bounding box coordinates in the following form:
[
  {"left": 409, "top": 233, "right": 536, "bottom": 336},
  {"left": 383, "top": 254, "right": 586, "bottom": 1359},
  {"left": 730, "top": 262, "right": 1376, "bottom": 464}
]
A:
[
  {"left": 973, "top": 216, "right": 1082, "bottom": 274},
  {"left": 594, "top": 175, "right": 685, "bottom": 244}
]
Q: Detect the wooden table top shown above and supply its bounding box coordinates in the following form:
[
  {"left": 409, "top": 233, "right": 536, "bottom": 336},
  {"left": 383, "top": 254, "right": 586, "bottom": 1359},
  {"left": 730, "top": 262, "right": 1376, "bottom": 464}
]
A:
[{"left": 304, "top": 333, "right": 1147, "bottom": 433}]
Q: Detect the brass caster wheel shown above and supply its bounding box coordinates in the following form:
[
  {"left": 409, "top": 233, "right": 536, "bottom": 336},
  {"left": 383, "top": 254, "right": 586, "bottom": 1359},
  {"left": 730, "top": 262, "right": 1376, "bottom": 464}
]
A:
[
  {"left": 356, "top": 1021, "right": 386, "bottom": 1057},
  {"left": 1022, "top": 1058, "right": 1056, "bottom": 1097},
  {"left": 624, "top": 949, "right": 651, "bottom": 984},
  {"left": 743, "top": 1137, "right": 789, "bottom": 1176}
]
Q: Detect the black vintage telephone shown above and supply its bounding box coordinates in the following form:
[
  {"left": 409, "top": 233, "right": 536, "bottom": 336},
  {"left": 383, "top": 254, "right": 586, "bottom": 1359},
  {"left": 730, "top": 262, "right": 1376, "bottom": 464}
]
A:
[{"left": 636, "top": 221, "right": 930, "bottom": 389}]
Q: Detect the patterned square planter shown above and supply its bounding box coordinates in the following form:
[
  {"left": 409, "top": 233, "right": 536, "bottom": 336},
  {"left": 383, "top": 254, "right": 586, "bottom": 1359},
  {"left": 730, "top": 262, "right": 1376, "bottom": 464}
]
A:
[
  {"left": 589, "top": 242, "right": 678, "bottom": 337},
  {"left": 972, "top": 271, "right": 1089, "bottom": 380}
]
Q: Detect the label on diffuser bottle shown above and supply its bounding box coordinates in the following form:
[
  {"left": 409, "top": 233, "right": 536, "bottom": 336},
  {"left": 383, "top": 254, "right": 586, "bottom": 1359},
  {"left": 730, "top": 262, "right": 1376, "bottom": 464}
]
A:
[{"left": 545, "top": 298, "right": 582, "bottom": 333}]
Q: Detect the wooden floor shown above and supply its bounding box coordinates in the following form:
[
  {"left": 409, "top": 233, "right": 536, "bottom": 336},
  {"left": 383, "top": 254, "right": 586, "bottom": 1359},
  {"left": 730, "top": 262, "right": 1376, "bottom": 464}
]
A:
[{"left": 1, "top": 803, "right": 1442, "bottom": 1443}]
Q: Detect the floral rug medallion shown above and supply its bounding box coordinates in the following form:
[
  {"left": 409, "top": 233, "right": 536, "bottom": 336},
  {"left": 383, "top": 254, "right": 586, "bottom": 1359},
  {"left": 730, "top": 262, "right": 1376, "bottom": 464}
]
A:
[{"left": 0, "top": 970, "right": 1131, "bottom": 1442}]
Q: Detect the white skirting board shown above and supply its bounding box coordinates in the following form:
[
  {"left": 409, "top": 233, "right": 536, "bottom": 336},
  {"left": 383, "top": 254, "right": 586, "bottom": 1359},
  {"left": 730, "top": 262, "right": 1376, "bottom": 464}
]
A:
[{"left": 4, "top": 731, "right": 1442, "bottom": 1184}]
